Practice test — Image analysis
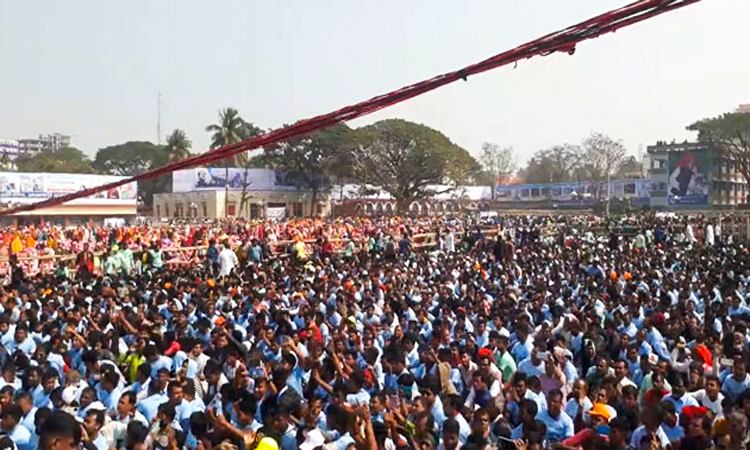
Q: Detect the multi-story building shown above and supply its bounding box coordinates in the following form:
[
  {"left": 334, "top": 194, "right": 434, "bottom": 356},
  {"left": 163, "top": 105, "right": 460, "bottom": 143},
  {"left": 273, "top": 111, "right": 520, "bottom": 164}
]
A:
[
  {"left": 17, "top": 133, "right": 71, "bottom": 155},
  {"left": 647, "top": 142, "right": 747, "bottom": 209}
]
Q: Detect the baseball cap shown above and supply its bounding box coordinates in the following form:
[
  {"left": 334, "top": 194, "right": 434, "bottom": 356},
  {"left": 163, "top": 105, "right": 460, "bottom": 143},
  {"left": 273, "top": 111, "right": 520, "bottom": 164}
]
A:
[
  {"left": 62, "top": 386, "right": 78, "bottom": 405},
  {"left": 587, "top": 403, "right": 611, "bottom": 421}
]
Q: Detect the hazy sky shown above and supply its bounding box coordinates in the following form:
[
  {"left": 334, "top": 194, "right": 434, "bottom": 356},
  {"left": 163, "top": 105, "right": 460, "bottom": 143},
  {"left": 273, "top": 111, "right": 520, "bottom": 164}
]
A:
[{"left": 1, "top": 0, "right": 748, "bottom": 164}]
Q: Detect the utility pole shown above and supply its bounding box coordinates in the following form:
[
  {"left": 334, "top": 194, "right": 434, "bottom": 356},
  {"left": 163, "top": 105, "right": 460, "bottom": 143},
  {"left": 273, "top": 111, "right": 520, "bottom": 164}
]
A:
[{"left": 157, "top": 92, "right": 162, "bottom": 146}]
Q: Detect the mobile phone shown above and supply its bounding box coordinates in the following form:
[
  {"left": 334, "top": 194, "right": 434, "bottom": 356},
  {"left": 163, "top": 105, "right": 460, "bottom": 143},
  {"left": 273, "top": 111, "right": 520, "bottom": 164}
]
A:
[
  {"left": 538, "top": 352, "right": 549, "bottom": 361},
  {"left": 596, "top": 425, "right": 610, "bottom": 436},
  {"left": 720, "top": 358, "right": 734, "bottom": 366},
  {"left": 390, "top": 395, "right": 400, "bottom": 409}
]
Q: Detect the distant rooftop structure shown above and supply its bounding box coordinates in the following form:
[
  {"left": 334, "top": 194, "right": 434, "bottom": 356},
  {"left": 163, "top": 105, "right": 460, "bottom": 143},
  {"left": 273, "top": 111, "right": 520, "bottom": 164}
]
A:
[
  {"left": 0, "top": 133, "right": 71, "bottom": 158},
  {"left": 737, "top": 104, "right": 750, "bottom": 114}
]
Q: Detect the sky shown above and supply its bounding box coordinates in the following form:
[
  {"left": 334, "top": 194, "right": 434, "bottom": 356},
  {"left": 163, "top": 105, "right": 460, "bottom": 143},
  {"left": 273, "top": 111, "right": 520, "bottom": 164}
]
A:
[{"left": 0, "top": 0, "right": 748, "bottom": 165}]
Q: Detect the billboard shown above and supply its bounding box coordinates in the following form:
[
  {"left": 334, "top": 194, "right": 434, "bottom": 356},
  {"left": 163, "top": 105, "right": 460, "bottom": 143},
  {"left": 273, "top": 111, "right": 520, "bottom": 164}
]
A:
[
  {"left": 172, "top": 168, "right": 298, "bottom": 193},
  {"left": 0, "top": 172, "right": 137, "bottom": 205},
  {"left": 668, "top": 150, "right": 709, "bottom": 205}
]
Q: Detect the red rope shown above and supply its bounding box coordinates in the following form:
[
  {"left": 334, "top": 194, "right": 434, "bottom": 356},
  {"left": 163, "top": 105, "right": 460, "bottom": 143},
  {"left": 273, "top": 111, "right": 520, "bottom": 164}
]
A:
[{"left": 0, "top": 0, "right": 703, "bottom": 217}]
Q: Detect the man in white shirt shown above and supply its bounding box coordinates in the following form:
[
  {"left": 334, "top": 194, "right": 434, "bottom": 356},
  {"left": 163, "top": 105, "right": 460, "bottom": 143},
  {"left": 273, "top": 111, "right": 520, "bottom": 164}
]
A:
[
  {"left": 688, "top": 375, "right": 724, "bottom": 419},
  {"left": 218, "top": 240, "right": 239, "bottom": 278}
]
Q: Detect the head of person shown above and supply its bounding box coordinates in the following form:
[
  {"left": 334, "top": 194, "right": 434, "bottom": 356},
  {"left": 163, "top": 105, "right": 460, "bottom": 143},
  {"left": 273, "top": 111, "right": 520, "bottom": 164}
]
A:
[
  {"left": 0, "top": 404, "right": 21, "bottom": 432},
  {"left": 513, "top": 372, "right": 528, "bottom": 398},
  {"left": 520, "top": 399, "right": 538, "bottom": 425},
  {"left": 83, "top": 409, "right": 105, "bottom": 438},
  {"left": 546, "top": 389, "right": 564, "bottom": 417},
  {"left": 471, "top": 407, "right": 491, "bottom": 437},
  {"left": 642, "top": 403, "right": 665, "bottom": 431},
  {"left": 609, "top": 416, "right": 630, "bottom": 448},
  {"left": 39, "top": 410, "right": 82, "bottom": 450},
  {"left": 117, "top": 391, "right": 137, "bottom": 418},
  {"left": 587, "top": 403, "right": 611, "bottom": 428},
  {"left": 167, "top": 381, "right": 183, "bottom": 405},
  {"left": 442, "top": 418, "right": 460, "bottom": 450},
  {"left": 79, "top": 387, "right": 96, "bottom": 410}
]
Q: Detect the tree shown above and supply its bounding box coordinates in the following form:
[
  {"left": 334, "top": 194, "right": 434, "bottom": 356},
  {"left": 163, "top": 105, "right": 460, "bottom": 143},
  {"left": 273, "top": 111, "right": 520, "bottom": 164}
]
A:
[
  {"left": 164, "top": 129, "right": 192, "bottom": 162},
  {"left": 94, "top": 141, "right": 169, "bottom": 206},
  {"left": 16, "top": 147, "right": 96, "bottom": 174},
  {"left": 206, "top": 108, "right": 248, "bottom": 216},
  {"left": 688, "top": 112, "right": 750, "bottom": 201},
  {"left": 520, "top": 145, "right": 583, "bottom": 184},
  {"left": 261, "top": 124, "right": 354, "bottom": 216},
  {"left": 479, "top": 143, "right": 516, "bottom": 200},
  {"left": 615, "top": 155, "right": 643, "bottom": 178},
  {"left": 235, "top": 122, "right": 265, "bottom": 215},
  {"left": 582, "top": 132, "right": 627, "bottom": 211},
  {"left": 351, "top": 119, "right": 479, "bottom": 213},
  {"left": 94, "top": 141, "right": 163, "bottom": 176}
]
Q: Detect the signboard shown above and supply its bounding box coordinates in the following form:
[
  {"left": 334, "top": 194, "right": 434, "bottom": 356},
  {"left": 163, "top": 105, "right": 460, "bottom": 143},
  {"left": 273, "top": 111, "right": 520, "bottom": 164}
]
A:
[
  {"left": 0, "top": 172, "right": 137, "bottom": 205},
  {"left": 266, "top": 207, "right": 286, "bottom": 221},
  {"left": 172, "top": 168, "right": 295, "bottom": 193},
  {"left": 668, "top": 150, "right": 709, "bottom": 205}
]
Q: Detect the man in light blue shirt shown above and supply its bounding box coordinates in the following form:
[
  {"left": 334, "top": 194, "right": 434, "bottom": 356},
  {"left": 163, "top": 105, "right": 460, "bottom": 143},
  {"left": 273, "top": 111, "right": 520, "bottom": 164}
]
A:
[
  {"left": 722, "top": 358, "right": 750, "bottom": 398},
  {"left": 536, "top": 389, "right": 574, "bottom": 443}
]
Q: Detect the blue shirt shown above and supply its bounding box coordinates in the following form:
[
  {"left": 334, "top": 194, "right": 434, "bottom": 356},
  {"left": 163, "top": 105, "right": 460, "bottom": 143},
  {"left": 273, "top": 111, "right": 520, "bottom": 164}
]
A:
[
  {"left": 149, "top": 355, "right": 173, "bottom": 378},
  {"left": 722, "top": 374, "right": 750, "bottom": 398},
  {"left": 662, "top": 393, "right": 698, "bottom": 415},
  {"left": 137, "top": 393, "right": 168, "bottom": 423},
  {"left": 536, "top": 409, "right": 574, "bottom": 442}
]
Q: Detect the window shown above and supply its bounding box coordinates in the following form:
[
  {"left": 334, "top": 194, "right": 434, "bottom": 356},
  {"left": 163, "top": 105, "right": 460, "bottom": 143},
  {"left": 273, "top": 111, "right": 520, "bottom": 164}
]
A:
[
  {"left": 227, "top": 203, "right": 237, "bottom": 216},
  {"left": 250, "top": 203, "right": 260, "bottom": 219},
  {"left": 202, "top": 202, "right": 207, "bottom": 217},
  {"left": 174, "top": 203, "right": 183, "bottom": 217},
  {"left": 156, "top": 205, "right": 161, "bottom": 217},
  {"left": 293, "top": 202, "right": 303, "bottom": 217},
  {"left": 624, "top": 183, "right": 636, "bottom": 194},
  {"left": 164, "top": 204, "right": 169, "bottom": 217}
]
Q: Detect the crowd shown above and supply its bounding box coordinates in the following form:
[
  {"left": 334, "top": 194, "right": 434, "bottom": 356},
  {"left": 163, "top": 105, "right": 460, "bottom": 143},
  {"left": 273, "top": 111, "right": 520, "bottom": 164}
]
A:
[{"left": 0, "top": 213, "right": 749, "bottom": 450}]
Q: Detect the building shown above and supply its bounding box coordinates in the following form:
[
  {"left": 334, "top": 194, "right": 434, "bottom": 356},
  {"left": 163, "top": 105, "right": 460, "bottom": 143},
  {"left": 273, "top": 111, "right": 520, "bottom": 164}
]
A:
[
  {"left": 18, "top": 133, "right": 71, "bottom": 155},
  {"left": 736, "top": 104, "right": 750, "bottom": 114},
  {"left": 153, "top": 168, "right": 330, "bottom": 219},
  {"left": 0, "top": 133, "right": 72, "bottom": 159},
  {"left": 647, "top": 142, "right": 747, "bottom": 209},
  {"left": 0, "top": 172, "right": 137, "bottom": 226}
]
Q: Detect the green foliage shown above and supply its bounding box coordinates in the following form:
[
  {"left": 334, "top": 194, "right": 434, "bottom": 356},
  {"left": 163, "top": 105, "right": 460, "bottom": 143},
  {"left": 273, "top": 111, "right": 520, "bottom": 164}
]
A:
[
  {"left": 94, "top": 141, "right": 166, "bottom": 176},
  {"left": 352, "top": 119, "right": 479, "bottom": 211},
  {"left": 206, "top": 108, "right": 248, "bottom": 169},
  {"left": 263, "top": 124, "right": 355, "bottom": 213},
  {"left": 520, "top": 144, "right": 584, "bottom": 184},
  {"left": 165, "top": 129, "right": 192, "bottom": 162},
  {"left": 688, "top": 112, "right": 750, "bottom": 199},
  {"left": 94, "top": 141, "right": 169, "bottom": 206},
  {"left": 15, "top": 147, "right": 96, "bottom": 174}
]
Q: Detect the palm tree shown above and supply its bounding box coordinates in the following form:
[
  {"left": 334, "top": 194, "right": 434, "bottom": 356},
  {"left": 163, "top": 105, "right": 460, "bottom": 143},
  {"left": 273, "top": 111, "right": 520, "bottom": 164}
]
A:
[
  {"left": 206, "top": 108, "right": 246, "bottom": 216},
  {"left": 165, "top": 129, "right": 192, "bottom": 162}
]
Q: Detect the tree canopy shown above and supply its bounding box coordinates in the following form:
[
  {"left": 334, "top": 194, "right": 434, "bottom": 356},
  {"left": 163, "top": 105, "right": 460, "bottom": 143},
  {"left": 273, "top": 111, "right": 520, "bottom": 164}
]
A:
[
  {"left": 94, "top": 141, "right": 169, "bottom": 206},
  {"left": 165, "top": 129, "right": 192, "bottom": 162},
  {"left": 351, "top": 119, "right": 480, "bottom": 211},
  {"left": 15, "top": 147, "right": 96, "bottom": 174},
  {"left": 688, "top": 112, "right": 750, "bottom": 191},
  {"left": 260, "top": 124, "right": 355, "bottom": 212}
]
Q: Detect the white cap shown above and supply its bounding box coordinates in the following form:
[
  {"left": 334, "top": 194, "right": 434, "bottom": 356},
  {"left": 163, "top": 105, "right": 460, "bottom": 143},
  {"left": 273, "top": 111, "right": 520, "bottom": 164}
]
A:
[
  {"left": 299, "top": 429, "right": 326, "bottom": 450},
  {"left": 62, "top": 386, "right": 78, "bottom": 405}
]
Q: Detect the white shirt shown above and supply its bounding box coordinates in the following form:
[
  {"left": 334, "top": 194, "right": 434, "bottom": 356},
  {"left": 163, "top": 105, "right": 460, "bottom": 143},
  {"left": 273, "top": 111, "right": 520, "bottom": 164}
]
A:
[{"left": 218, "top": 248, "right": 238, "bottom": 277}]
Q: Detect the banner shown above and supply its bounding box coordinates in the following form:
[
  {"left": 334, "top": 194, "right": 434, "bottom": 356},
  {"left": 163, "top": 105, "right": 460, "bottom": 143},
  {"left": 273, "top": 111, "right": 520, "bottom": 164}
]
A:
[
  {"left": 172, "top": 168, "right": 296, "bottom": 193},
  {"left": 0, "top": 172, "right": 137, "bottom": 205},
  {"left": 668, "top": 150, "right": 709, "bottom": 205}
]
